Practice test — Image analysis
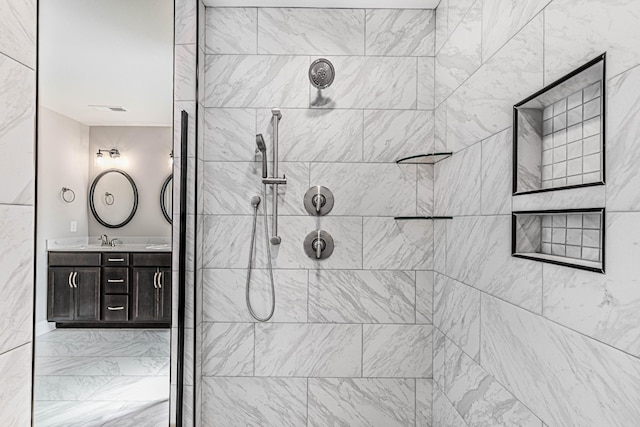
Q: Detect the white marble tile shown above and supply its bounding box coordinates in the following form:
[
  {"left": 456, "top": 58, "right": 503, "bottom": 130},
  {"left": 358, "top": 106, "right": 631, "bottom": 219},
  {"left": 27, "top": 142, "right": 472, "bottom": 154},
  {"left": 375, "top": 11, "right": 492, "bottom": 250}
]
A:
[
  {"left": 433, "top": 273, "right": 480, "bottom": 359},
  {"left": 202, "top": 215, "right": 253, "bottom": 268},
  {"left": 417, "top": 379, "right": 433, "bottom": 427},
  {"left": 433, "top": 385, "right": 467, "bottom": 427},
  {"left": 446, "top": 0, "right": 476, "bottom": 39},
  {"left": 512, "top": 185, "right": 605, "bottom": 211},
  {"left": 311, "top": 56, "right": 417, "bottom": 110},
  {"left": 417, "top": 165, "right": 434, "bottom": 216},
  {"left": 103, "top": 400, "right": 170, "bottom": 427},
  {"left": 86, "top": 376, "right": 169, "bottom": 402},
  {"left": 36, "top": 336, "right": 170, "bottom": 358},
  {"left": 435, "top": 0, "right": 449, "bottom": 54},
  {"left": 433, "top": 328, "right": 446, "bottom": 389},
  {"left": 258, "top": 108, "right": 363, "bottom": 162},
  {"left": 434, "top": 219, "right": 447, "bottom": 273},
  {"left": 481, "top": 295, "right": 640, "bottom": 427},
  {"left": 202, "top": 377, "right": 306, "bottom": 427},
  {"left": 0, "top": 54, "right": 35, "bottom": 205},
  {"left": 308, "top": 270, "right": 415, "bottom": 323},
  {"left": 446, "top": 216, "right": 542, "bottom": 313},
  {"left": 363, "top": 324, "right": 432, "bottom": 378},
  {"left": 607, "top": 65, "right": 640, "bottom": 210},
  {"left": 435, "top": 0, "right": 481, "bottom": 106},
  {"left": 310, "top": 163, "right": 416, "bottom": 216},
  {"left": 202, "top": 269, "right": 307, "bottom": 323},
  {"left": 363, "top": 217, "right": 433, "bottom": 270},
  {"left": 175, "top": 44, "right": 196, "bottom": 102},
  {"left": 434, "top": 103, "right": 447, "bottom": 150},
  {"left": 544, "top": 0, "right": 640, "bottom": 83},
  {"left": 36, "top": 356, "right": 168, "bottom": 376},
  {"left": 435, "top": 142, "right": 481, "bottom": 216},
  {"left": 203, "top": 108, "right": 256, "bottom": 161},
  {"left": 0, "top": 0, "right": 36, "bottom": 69},
  {"left": 34, "top": 375, "right": 114, "bottom": 401},
  {"left": 482, "top": 128, "right": 513, "bottom": 215},
  {"left": 364, "top": 110, "right": 434, "bottom": 163},
  {"left": 482, "top": 0, "right": 549, "bottom": 61},
  {"left": 206, "top": 8, "right": 257, "bottom": 54},
  {"left": 418, "top": 57, "right": 435, "bottom": 110},
  {"left": 202, "top": 323, "right": 253, "bottom": 376},
  {"left": 0, "top": 345, "right": 31, "bottom": 425},
  {"left": 205, "top": 55, "right": 308, "bottom": 108},
  {"left": 445, "top": 338, "right": 540, "bottom": 426},
  {"left": 258, "top": 8, "right": 364, "bottom": 55},
  {"left": 254, "top": 323, "right": 361, "bottom": 377},
  {"left": 33, "top": 401, "right": 130, "bottom": 427},
  {"left": 175, "top": 0, "right": 197, "bottom": 45},
  {"left": 542, "top": 212, "right": 640, "bottom": 357},
  {"left": 0, "top": 205, "right": 33, "bottom": 354},
  {"left": 416, "top": 270, "right": 434, "bottom": 324},
  {"left": 447, "top": 15, "right": 543, "bottom": 151},
  {"left": 366, "top": 9, "right": 435, "bottom": 56},
  {"left": 203, "top": 161, "right": 309, "bottom": 216},
  {"left": 308, "top": 378, "right": 415, "bottom": 427}
]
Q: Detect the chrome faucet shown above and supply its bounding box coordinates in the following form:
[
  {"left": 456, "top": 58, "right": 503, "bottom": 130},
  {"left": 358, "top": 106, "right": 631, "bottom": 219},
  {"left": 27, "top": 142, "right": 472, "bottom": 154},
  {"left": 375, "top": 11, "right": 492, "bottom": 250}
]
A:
[
  {"left": 110, "top": 238, "right": 120, "bottom": 247},
  {"left": 99, "top": 234, "right": 109, "bottom": 246}
]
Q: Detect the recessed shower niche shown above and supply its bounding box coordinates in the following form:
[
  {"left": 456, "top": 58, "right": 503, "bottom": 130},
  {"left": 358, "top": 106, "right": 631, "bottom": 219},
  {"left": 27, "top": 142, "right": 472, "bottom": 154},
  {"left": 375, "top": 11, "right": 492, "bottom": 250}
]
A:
[
  {"left": 512, "top": 208, "right": 605, "bottom": 273},
  {"left": 513, "top": 54, "right": 606, "bottom": 195}
]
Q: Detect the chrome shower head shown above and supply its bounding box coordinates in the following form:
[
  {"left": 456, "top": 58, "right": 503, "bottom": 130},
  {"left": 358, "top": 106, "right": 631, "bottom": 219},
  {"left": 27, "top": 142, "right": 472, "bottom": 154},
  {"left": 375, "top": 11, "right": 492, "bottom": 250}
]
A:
[
  {"left": 309, "top": 58, "right": 335, "bottom": 90},
  {"left": 256, "top": 134, "right": 268, "bottom": 179}
]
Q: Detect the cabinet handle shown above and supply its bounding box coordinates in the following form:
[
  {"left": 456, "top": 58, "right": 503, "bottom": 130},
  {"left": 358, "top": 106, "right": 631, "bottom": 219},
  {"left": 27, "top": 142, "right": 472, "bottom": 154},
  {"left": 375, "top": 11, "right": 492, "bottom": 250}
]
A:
[
  {"left": 107, "top": 306, "right": 125, "bottom": 311},
  {"left": 68, "top": 272, "right": 73, "bottom": 288},
  {"left": 158, "top": 272, "right": 162, "bottom": 289},
  {"left": 72, "top": 272, "right": 78, "bottom": 288},
  {"left": 108, "top": 258, "right": 125, "bottom": 262},
  {"left": 107, "top": 279, "right": 125, "bottom": 283},
  {"left": 153, "top": 272, "right": 158, "bottom": 289}
]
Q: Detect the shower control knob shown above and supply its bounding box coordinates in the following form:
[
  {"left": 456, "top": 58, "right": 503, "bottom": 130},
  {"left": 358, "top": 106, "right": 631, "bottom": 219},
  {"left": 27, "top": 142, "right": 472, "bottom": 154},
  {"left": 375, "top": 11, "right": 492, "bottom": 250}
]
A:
[
  {"left": 304, "top": 186, "right": 334, "bottom": 216},
  {"left": 304, "top": 230, "right": 334, "bottom": 260}
]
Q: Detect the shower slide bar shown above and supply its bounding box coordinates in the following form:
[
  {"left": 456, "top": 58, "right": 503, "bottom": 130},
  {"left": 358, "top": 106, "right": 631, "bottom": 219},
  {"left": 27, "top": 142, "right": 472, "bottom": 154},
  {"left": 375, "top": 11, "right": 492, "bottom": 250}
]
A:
[{"left": 263, "top": 108, "right": 286, "bottom": 245}]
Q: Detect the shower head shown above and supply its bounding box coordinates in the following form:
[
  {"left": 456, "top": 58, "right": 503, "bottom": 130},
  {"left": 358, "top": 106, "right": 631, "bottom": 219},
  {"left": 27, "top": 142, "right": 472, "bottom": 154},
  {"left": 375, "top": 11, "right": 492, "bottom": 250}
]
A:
[
  {"left": 256, "top": 134, "right": 268, "bottom": 179},
  {"left": 309, "top": 58, "right": 335, "bottom": 90}
]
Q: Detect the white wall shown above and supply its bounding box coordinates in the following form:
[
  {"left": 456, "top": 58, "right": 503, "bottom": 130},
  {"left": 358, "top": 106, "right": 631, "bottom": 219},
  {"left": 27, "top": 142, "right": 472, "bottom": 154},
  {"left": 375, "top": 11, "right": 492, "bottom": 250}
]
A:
[
  {"left": 88, "top": 126, "right": 173, "bottom": 238},
  {"left": 36, "top": 107, "right": 90, "bottom": 330}
]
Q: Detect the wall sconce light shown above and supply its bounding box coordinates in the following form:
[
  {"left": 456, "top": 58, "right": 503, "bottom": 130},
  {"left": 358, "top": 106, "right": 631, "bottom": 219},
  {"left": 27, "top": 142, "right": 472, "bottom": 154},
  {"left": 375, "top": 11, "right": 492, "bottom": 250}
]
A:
[
  {"left": 169, "top": 150, "right": 173, "bottom": 168},
  {"left": 95, "top": 148, "right": 121, "bottom": 166}
]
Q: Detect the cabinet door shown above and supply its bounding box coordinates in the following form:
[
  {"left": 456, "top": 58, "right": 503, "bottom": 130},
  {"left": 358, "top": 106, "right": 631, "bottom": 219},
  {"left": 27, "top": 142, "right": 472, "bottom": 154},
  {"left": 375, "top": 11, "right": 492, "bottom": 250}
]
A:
[
  {"left": 132, "top": 268, "right": 159, "bottom": 321},
  {"left": 48, "top": 267, "right": 75, "bottom": 321},
  {"left": 158, "top": 268, "right": 172, "bottom": 323},
  {"left": 74, "top": 267, "right": 101, "bottom": 321}
]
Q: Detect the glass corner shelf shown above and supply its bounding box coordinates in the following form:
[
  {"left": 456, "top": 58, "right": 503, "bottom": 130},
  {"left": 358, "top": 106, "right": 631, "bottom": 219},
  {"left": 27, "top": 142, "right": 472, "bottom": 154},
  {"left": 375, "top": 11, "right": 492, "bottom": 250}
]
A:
[
  {"left": 396, "top": 152, "right": 453, "bottom": 164},
  {"left": 394, "top": 216, "right": 453, "bottom": 220}
]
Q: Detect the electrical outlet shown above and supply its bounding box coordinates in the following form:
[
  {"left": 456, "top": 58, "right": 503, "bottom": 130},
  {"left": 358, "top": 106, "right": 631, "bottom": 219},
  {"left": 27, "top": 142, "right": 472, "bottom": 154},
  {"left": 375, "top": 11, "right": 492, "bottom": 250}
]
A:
[{"left": 70, "top": 221, "right": 77, "bottom": 232}]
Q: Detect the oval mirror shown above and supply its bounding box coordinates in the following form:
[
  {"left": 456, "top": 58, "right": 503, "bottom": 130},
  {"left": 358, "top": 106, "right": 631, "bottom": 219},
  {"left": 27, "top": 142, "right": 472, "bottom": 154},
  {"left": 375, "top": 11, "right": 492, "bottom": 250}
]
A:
[
  {"left": 161, "top": 174, "right": 172, "bottom": 224},
  {"left": 89, "top": 169, "right": 139, "bottom": 228}
]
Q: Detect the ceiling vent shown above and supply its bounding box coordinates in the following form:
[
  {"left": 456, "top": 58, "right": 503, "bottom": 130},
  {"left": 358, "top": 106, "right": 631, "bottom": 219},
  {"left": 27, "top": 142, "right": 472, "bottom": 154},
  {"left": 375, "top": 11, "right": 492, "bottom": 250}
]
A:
[{"left": 90, "top": 105, "right": 127, "bottom": 112}]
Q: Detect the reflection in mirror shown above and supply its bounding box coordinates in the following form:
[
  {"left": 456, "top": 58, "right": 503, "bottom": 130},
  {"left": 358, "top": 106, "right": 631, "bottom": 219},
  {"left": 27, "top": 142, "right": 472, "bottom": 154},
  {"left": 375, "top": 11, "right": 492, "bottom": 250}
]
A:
[
  {"left": 161, "top": 175, "right": 172, "bottom": 224},
  {"left": 89, "top": 169, "right": 139, "bottom": 228},
  {"left": 514, "top": 54, "right": 605, "bottom": 195}
]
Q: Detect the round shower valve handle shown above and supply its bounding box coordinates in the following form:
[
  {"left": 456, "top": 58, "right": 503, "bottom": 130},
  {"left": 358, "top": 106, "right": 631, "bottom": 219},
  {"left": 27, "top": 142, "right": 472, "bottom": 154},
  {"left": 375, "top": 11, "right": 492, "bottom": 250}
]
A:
[
  {"left": 304, "top": 230, "right": 334, "bottom": 260},
  {"left": 304, "top": 186, "right": 334, "bottom": 216}
]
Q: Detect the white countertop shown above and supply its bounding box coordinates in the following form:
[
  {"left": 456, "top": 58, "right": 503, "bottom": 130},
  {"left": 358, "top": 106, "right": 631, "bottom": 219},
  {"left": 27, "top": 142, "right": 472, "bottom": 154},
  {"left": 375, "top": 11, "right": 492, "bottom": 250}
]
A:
[{"left": 47, "top": 237, "right": 172, "bottom": 252}]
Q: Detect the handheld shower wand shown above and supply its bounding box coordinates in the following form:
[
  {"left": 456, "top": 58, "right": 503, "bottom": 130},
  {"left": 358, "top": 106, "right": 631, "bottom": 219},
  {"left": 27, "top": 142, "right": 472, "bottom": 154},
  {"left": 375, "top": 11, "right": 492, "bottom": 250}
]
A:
[{"left": 256, "top": 134, "right": 267, "bottom": 179}]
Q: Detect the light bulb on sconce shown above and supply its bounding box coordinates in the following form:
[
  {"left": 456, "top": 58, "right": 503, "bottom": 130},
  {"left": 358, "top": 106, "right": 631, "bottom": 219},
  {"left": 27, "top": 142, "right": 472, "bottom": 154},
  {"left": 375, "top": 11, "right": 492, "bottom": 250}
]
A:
[
  {"left": 169, "top": 150, "right": 173, "bottom": 168},
  {"left": 95, "top": 148, "right": 121, "bottom": 167}
]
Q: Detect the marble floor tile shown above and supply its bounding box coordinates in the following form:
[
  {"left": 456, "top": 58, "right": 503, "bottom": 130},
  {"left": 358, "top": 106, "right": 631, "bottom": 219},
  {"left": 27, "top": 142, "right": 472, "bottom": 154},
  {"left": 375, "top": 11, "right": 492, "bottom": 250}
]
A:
[{"left": 0, "top": 344, "right": 32, "bottom": 426}]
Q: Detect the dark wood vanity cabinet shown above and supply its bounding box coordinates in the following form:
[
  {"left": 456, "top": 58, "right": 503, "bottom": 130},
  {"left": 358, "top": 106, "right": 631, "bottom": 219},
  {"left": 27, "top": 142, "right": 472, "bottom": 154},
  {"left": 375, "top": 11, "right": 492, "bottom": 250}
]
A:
[{"left": 47, "top": 251, "right": 171, "bottom": 327}]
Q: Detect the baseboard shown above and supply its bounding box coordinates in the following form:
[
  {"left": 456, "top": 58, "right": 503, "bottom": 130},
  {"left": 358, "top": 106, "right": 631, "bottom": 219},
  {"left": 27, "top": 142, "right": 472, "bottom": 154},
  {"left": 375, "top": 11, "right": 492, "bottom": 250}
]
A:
[{"left": 35, "top": 320, "right": 56, "bottom": 337}]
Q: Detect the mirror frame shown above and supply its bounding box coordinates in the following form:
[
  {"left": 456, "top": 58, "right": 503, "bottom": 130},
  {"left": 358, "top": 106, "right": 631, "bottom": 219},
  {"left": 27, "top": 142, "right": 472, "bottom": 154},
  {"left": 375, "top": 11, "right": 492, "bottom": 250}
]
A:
[
  {"left": 161, "top": 174, "right": 173, "bottom": 224},
  {"left": 89, "top": 168, "right": 139, "bottom": 228}
]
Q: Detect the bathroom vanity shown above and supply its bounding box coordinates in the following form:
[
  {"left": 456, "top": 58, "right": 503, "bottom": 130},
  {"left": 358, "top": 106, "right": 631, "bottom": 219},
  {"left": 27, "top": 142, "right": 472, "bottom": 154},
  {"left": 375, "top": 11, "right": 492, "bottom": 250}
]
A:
[{"left": 47, "top": 247, "right": 171, "bottom": 327}]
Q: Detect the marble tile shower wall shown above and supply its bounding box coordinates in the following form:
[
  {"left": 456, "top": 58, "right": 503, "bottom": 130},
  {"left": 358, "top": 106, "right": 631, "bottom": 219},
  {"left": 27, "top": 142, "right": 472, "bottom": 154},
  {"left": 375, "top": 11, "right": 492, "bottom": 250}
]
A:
[
  {"left": 0, "top": 0, "right": 37, "bottom": 424},
  {"left": 200, "top": 7, "right": 436, "bottom": 426},
  {"left": 433, "top": 0, "right": 640, "bottom": 426}
]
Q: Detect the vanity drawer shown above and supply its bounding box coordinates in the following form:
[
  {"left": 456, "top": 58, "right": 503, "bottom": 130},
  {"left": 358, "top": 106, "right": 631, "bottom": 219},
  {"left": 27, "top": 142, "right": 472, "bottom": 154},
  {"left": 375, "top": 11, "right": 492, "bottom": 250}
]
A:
[
  {"left": 102, "top": 267, "right": 129, "bottom": 294},
  {"left": 102, "top": 295, "right": 129, "bottom": 322},
  {"left": 49, "top": 252, "right": 101, "bottom": 266},
  {"left": 132, "top": 253, "right": 171, "bottom": 267},
  {"left": 102, "top": 253, "right": 130, "bottom": 266}
]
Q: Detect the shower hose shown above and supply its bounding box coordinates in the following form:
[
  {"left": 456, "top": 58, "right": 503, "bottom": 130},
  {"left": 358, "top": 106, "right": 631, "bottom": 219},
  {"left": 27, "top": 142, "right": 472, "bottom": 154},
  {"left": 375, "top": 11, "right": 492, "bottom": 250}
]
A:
[{"left": 245, "top": 184, "right": 276, "bottom": 322}]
